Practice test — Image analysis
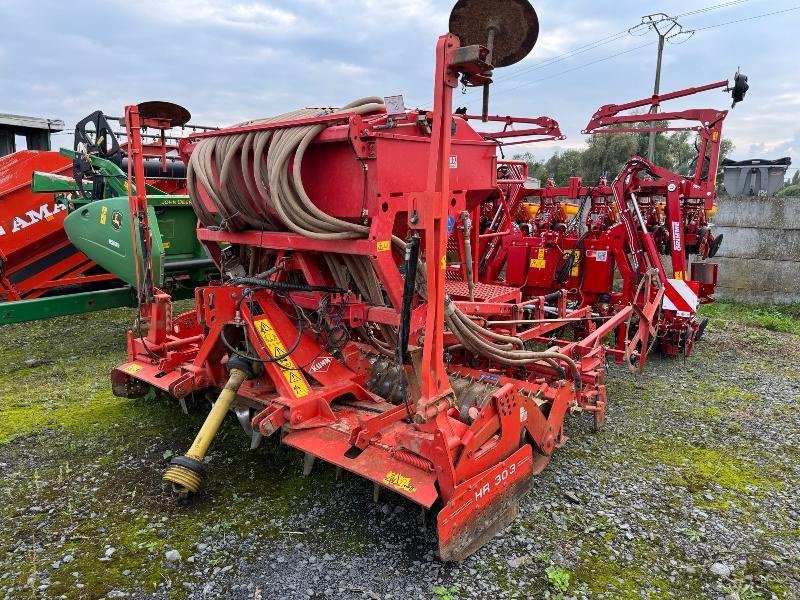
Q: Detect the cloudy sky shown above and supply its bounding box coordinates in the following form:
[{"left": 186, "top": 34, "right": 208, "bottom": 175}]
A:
[{"left": 1, "top": 0, "right": 798, "bottom": 173}]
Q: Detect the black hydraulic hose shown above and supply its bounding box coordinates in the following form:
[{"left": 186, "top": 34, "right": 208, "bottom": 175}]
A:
[
  {"left": 397, "top": 233, "right": 420, "bottom": 364},
  {"left": 230, "top": 277, "right": 345, "bottom": 294},
  {"left": 219, "top": 291, "right": 304, "bottom": 364},
  {"left": 543, "top": 290, "right": 562, "bottom": 303},
  {"left": 164, "top": 258, "right": 215, "bottom": 271}
]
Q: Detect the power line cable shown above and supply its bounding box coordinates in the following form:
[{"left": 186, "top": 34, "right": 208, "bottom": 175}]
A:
[
  {"left": 464, "top": 3, "right": 795, "bottom": 105},
  {"left": 469, "top": 0, "right": 758, "bottom": 89},
  {"left": 674, "top": 0, "right": 753, "bottom": 19},
  {"left": 462, "top": 42, "right": 655, "bottom": 104},
  {"left": 490, "top": 30, "right": 630, "bottom": 83},
  {"left": 692, "top": 4, "right": 800, "bottom": 30}
]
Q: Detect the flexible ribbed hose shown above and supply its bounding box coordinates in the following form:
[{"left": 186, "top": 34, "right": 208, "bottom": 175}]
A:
[{"left": 186, "top": 99, "right": 578, "bottom": 377}]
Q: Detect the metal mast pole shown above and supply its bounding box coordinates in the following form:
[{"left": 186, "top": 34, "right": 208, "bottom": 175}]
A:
[
  {"left": 647, "top": 33, "right": 666, "bottom": 161},
  {"left": 630, "top": 13, "right": 694, "bottom": 163}
]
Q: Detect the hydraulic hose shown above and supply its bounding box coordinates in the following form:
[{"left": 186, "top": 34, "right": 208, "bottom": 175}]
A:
[
  {"left": 188, "top": 98, "right": 399, "bottom": 351},
  {"left": 460, "top": 211, "right": 475, "bottom": 302},
  {"left": 444, "top": 297, "right": 580, "bottom": 387},
  {"left": 398, "top": 233, "right": 421, "bottom": 364},
  {"left": 187, "top": 99, "right": 580, "bottom": 386}
]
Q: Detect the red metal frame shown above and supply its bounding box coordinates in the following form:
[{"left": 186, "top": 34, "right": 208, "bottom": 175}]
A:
[
  {"left": 458, "top": 114, "right": 565, "bottom": 145},
  {"left": 466, "top": 80, "right": 736, "bottom": 358}
]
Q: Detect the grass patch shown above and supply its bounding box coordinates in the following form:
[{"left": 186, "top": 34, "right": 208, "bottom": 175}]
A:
[
  {"left": 700, "top": 301, "right": 800, "bottom": 335},
  {"left": 573, "top": 539, "right": 672, "bottom": 599}
]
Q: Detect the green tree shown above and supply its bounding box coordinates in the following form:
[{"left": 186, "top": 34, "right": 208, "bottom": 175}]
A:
[
  {"left": 580, "top": 131, "right": 639, "bottom": 185},
  {"left": 544, "top": 149, "right": 583, "bottom": 186},
  {"left": 792, "top": 170, "right": 800, "bottom": 185},
  {"left": 511, "top": 151, "right": 548, "bottom": 183},
  {"left": 512, "top": 131, "right": 734, "bottom": 186},
  {"left": 777, "top": 183, "right": 800, "bottom": 197}
]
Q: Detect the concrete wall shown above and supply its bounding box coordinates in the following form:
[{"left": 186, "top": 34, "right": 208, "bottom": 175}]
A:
[{"left": 711, "top": 195, "right": 800, "bottom": 303}]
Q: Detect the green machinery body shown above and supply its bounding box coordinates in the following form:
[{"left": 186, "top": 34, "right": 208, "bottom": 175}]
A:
[
  {"left": 64, "top": 194, "right": 206, "bottom": 289},
  {"left": 0, "top": 150, "right": 212, "bottom": 324}
]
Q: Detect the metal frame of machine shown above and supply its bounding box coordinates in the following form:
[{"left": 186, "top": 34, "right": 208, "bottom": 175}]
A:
[{"left": 105, "top": 0, "right": 666, "bottom": 561}]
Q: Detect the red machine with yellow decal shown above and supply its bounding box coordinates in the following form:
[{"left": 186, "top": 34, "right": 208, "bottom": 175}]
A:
[
  {"left": 108, "top": 0, "right": 664, "bottom": 560},
  {"left": 459, "top": 76, "right": 747, "bottom": 357}
]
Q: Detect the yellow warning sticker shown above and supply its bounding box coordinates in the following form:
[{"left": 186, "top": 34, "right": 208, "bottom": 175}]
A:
[
  {"left": 674, "top": 270, "right": 684, "bottom": 280},
  {"left": 529, "top": 248, "right": 546, "bottom": 269},
  {"left": 99, "top": 205, "right": 108, "bottom": 225},
  {"left": 376, "top": 240, "right": 390, "bottom": 252},
  {"left": 383, "top": 471, "right": 416, "bottom": 493},
  {"left": 254, "top": 317, "right": 310, "bottom": 398},
  {"left": 440, "top": 256, "right": 447, "bottom": 269},
  {"left": 123, "top": 363, "right": 142, "bottom": 374},
  {"left": 162, "top": 241, "right": 171, "bottom": 249}
]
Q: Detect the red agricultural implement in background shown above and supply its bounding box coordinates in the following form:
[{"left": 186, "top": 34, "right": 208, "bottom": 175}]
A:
[{"left": 451, "top": 76, "right": 748, "bottom": 359}]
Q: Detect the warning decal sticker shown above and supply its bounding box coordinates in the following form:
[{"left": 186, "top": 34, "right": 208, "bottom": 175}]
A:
[
  {"left": 383, "top": 471, "right": 416, "bottom": 493},
  {"left": 254, "top": 317, "right": 311, "bottom": 398}
]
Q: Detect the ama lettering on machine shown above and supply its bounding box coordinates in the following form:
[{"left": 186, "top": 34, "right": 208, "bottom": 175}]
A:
[{"left": 0, "top": 202, "right": 66, "bottom": 236}]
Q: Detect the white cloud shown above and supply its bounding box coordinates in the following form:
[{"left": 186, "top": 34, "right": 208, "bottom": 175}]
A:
[
  {"left": 118, "top": 0, "right": 300, "bottom": 32},
  {"left": 2, "top": 0, "right": 798, "bottom": 170}
]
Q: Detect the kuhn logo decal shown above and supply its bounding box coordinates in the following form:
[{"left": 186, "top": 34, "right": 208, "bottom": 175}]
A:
[
  {"left": 310, "top": 356, "right": 333, "bottom": 373},
  {"left": 0, "top": 202, "right": 66, "bottom": 236}
]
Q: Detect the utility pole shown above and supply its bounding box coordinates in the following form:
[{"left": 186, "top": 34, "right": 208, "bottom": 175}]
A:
[{"left": 630, "top": 14, "right": 694, "bottom": 162}]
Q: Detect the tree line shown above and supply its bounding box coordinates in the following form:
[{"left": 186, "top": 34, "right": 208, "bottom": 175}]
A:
[
  {"left": 512, "top": 129, "right": 734, "bottom": 187},
  {"left": 778, "top": 170, "right": 800, "bottom": 197}
]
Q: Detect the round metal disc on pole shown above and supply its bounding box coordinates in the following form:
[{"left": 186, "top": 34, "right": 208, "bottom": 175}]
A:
[
  {"left": 137, "top": 101, "right": 191, "bottom": 127},
  {"left": 448, "top": 0, "right": 539, "bottom": 67}
]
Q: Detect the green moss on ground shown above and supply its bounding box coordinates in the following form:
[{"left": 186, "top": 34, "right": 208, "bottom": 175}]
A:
[
  {"left": 1, "top": 299, "right": 798, "bottom": 598},
  {"left": 0, "top": 305, "right": 366, "bottom": 598}
]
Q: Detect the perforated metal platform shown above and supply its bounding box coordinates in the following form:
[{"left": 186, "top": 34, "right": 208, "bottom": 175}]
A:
[{"left": 445, "top": 280, "right": 520, "bottom": 302}]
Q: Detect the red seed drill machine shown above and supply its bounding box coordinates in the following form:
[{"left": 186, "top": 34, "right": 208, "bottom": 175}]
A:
[
  {"left": 111, "top": 0, "right": 663, "bottom": 559},
  {"left": 461, "top": 76, "right": 748, "bottom": 358}
]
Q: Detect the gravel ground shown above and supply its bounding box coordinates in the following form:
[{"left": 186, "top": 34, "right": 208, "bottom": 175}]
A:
[{"left": 0, "top": 303, "right": 798, "bottom": 599}]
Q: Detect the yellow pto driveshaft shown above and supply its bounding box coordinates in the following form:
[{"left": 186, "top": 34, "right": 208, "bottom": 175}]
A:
[{"left": 163, "top": 358, "right": 254, "bottom": 496}]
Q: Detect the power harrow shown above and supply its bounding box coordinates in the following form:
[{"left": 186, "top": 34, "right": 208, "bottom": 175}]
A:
[{"left": 89, "top": 0, "right": 743, "bottom": 559}]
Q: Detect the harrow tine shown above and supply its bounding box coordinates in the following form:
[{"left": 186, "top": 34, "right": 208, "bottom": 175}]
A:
[{"left": 302, "top": 452, "right": 316, "bottom": 477}]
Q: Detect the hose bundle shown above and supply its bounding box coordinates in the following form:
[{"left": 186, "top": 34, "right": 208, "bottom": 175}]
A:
[
  {"left": 187, "top": 98, "right": 399, "bottom": 353},
  {"left": 186, "top": 98, "right": 579, "bottom": 380}
]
